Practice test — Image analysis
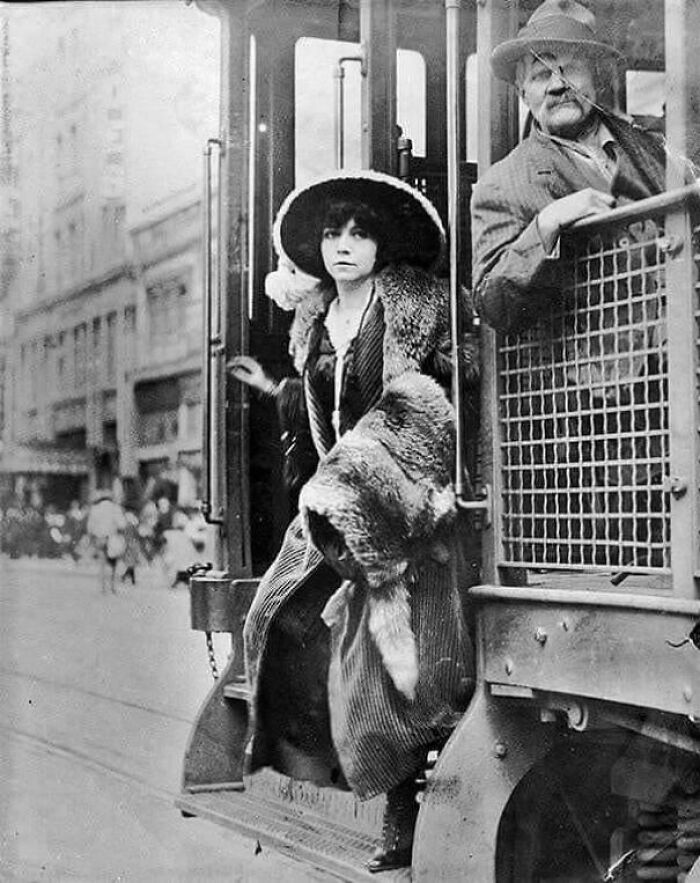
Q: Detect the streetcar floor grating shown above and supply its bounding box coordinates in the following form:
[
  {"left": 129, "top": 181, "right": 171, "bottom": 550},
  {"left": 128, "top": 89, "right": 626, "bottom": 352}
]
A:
[{"left": 175, "top": 785, "right": 411, "bottom": 882}]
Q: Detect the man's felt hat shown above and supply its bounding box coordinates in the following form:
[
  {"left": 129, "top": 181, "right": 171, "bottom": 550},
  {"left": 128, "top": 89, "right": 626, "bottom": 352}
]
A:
[
  {"left": 491, "top": 0, "right": 624, "bottom": 85},
  {"left": 272, "top": 169, "right": 445, "bottom": 279}
]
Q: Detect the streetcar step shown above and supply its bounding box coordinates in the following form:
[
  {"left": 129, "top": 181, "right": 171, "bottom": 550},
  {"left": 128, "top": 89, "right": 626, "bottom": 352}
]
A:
[{"left": 176, "top": 771, "right": 410, "bottom": 882}]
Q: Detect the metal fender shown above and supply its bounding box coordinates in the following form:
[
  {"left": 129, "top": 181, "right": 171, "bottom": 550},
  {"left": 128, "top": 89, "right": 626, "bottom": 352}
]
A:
[{"left": 412, "top": 683, "right": 554, "bottom": 882}]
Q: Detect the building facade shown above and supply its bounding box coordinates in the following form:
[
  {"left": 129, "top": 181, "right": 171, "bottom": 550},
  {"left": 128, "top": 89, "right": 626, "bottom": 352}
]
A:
[{"left": 0, "top": 2, "right": 220, "bottom": 509}]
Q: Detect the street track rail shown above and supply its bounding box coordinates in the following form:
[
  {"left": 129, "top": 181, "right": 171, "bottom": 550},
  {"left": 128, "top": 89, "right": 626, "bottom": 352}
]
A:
[{"left": 0, "top": 664, "right": 196, "bottom": 727}]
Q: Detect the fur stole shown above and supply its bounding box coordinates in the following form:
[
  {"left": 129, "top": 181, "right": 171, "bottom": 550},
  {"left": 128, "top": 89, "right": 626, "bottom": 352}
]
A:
[
  {"left": 299, "top": 371, "right": 457, "bottom": 701},
  {"left": 288, "top": 263, "right": 479, "bottom": 385}
]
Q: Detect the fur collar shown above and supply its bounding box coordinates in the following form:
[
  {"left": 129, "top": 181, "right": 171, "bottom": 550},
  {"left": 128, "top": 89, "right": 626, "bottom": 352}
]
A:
[{"left": 288, "top": 263, "right": 452, "bottom": 383}]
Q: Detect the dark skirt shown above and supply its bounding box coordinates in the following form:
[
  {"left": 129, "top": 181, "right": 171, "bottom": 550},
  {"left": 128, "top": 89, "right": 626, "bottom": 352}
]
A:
[{"left": 243, "top": 514, "right": 474, "bottom": 799}]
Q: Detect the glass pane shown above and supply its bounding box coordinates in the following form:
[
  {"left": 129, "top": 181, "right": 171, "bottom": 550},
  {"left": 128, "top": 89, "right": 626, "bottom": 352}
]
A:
[
  {"left": 295, "top": 37, "right": 362, "bottom": 185},
  {"left": 397, "top": 49, "right": 425, "bottom": 157},
  {"left": 626, "top": 70, "right": 665, "bottom": 121},
  {"left": 465, "top": 53, "right": 478, "bottom": 162}
]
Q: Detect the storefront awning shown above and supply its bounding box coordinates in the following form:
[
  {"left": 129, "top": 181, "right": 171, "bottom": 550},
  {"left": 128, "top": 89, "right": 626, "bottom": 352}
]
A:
[{"left": 0, "top": 444, "right": 90, "bottom": 476}]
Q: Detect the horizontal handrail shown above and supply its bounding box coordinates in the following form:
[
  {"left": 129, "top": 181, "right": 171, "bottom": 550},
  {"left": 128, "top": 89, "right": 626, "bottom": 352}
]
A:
[
  {"left": 568, "top": 183, "right": 700, "bottom": 234},
  {"left": 470, "top": 584, "right": 700, "bottom": 616}
]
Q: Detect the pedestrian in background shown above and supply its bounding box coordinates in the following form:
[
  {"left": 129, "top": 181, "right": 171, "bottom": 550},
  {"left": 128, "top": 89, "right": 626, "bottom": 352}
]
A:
[
  {"left": 163, "top": 508, "right": 197, "bottom": 589},
  {"left": 153, "top": 495, "right": 174, "bottom": 561},
  {"left": 64, "top": 499, "right": 87, "bottom": 563},
  {"left": 86, "top": 490, "right": 126, "bottom": 594},
  {"left": 137, "top": 499, "right": 158, "bottom": 564},
  {"left": 120, "top": 508, "right": 142, "bottom": 586}
]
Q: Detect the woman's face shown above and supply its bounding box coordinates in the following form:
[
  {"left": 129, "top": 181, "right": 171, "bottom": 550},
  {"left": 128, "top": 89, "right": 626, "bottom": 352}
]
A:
[{"left": 320, "top": 218, "right": 378, "bottom": 284}]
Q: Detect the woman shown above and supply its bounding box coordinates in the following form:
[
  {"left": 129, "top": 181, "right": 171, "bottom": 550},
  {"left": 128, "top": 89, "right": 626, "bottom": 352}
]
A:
[{"left": 230, "top": 170, "right": 478, "bottom": 873}]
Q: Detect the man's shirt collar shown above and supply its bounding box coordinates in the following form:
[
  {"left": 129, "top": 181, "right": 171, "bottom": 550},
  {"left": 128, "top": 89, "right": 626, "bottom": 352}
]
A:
[{"left": 533, "top": 117, "right": 618, "bottom": 181}]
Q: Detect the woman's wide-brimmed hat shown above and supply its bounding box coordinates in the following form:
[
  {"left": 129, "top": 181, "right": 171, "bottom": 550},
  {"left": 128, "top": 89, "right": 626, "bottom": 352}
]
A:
[
  {"left": 272, "top": 169, "right": 446, "bottom": 279},
  {"left": 491, "top": 0, "right": 624, "bottom": 85}
]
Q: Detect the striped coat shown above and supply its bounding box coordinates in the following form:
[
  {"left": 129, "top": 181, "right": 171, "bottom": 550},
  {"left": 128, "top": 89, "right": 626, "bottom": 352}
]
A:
[{"left": 243, "top": 263, "right": 476, "bottom": 800}]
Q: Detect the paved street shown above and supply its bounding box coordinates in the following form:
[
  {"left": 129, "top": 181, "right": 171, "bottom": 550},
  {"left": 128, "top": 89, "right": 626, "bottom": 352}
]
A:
[{"left": 0, "top": 558, "right": 326, "bottom": 882}]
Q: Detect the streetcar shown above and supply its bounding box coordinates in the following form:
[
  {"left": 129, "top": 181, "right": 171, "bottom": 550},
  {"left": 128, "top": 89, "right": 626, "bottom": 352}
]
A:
[{"left": 177, "top": 1, "right": 700, "bottom": 879}]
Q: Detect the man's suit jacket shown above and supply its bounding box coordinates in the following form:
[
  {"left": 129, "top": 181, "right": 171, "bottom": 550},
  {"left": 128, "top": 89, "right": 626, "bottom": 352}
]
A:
[{"left": 470, "top": 112, "right": 674, "bottom": 332}]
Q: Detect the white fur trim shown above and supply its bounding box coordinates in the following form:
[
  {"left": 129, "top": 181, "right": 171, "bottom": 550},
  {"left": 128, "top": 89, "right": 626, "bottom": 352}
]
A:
[
  {"left": 368, "top": 585, "right": 418, "bottom": 701},
  {"left": 272, "top": 168, "right": 446, "bottom": 271}
]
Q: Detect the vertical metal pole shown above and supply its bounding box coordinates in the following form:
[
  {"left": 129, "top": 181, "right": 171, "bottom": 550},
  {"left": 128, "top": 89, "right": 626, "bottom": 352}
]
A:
[
  {"left": 664, "top": 0, "right": 700, "bottom": 598},
  {"left": 201, "top": 141, "right": 214, "bottom": 524},
  {"left": 247, "top": 35, "right": 257, "bottom": 320},
  {"left": 665, "top": 0, "right": 700, "bottom": 179},
  {"left": 360, "top": 0, "right": 395, "bottom": 173},
  {"left": 201, "top": 139, "right": 224, "bottom": 528},
  {"left": 211, "top": 139, "right": 226, "bottom": 528},
  {"left": 445, "top": 0, "right": 465, "bottom": 499},
  {"left": 334, "top": 58, "right": 363, "bottom": 171},
  {"left": 475, "top": 0, "right": 520, "bottom": 586},
  {"left": 476, "top": 0, "right": 519, "bottom": 171},
  {"left": 217, "top": 4, "right": 253, "bottom": 577},
  {"left": 334, "top": 64, "right": 346, "bottom": 169}
]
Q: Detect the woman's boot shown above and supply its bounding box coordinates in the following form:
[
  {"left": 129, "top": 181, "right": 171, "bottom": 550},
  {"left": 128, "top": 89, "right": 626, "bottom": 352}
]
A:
[{"left": 367, "top": 776, "right": 419, "bottom": 873}]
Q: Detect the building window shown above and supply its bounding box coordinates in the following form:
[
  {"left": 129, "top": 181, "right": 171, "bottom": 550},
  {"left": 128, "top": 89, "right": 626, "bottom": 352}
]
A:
[
  {"left": 106, "top": 312, "right": 117, "bottom": 383},
  {"left": 0, "top": 355, "right": 5, "bottom": 436},
  {"left": 92, "top": 318, "right": 101, "bottom": 379},
  {"left": 68, "top": 220, "right": 82, "bottom": 283},
  {"left": 69, "top": 123, "right": 79, "bottom": 174},
  {"left": 30, "top": 341, "right": 39, "bottom": 408},
  {"left": 54, "top": 229, "right": 63, "bottom": 289},
  {"left": 44, "top": 336, "right": 54, "bottom": 399},
  {"left": 74, "top": 324, "right": 87, "bottom": 388},
  {"left": 57, "top": 331, "right": 66, "bottom": 393},
  {"left": 124, "top": 306, "right": 136, "bottom": 332},
  {"left": 101, "top": 202, "right": 126, "bottom": 260},
  {"left": 56, "top": 133, "right": 64, "bottom": 178},
  {"left": 185, "top": 400, "right": 201, "bottom": 441},
  {"left": 139, "top": 411, "right": 179, "bottom": 446},
  {"left": 147, "top": 278, "right": 187, "bottom": 342}
]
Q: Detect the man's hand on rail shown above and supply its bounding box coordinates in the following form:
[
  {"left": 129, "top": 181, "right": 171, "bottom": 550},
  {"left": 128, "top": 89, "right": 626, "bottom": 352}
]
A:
[{"left": 537, "top": 188, "right": 617, "bottom": 254}]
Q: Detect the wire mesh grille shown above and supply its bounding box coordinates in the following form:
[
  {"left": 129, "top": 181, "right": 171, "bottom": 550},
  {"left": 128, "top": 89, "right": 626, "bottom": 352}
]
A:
[{"left": 498, "top": 217, "right": 671, "bottom": 572}]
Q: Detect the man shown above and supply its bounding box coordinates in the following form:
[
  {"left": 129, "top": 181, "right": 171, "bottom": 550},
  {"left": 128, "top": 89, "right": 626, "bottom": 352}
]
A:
[
  {"left": 470, "top": 0, "right": 699, "bottom": 570},
  {"left": 471, "top": 0, "right": 692, "bottom": 332},
  {"left": 86, "top": 490, "right": 126, "bottom": 593}
]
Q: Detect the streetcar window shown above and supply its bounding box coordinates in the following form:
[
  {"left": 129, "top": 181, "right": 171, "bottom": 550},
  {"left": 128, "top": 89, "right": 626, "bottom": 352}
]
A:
[
  {"left": 397, "top": 49, "right": 425, "bottom": 157},
  {"left": 295, "top": 39, "right": 427, "bottom": 184},
  {"left": 465, "top": 53, "right": 478, "bottom": 162},
  {"left": 626, "top": 70, "right": 665, "bottom": 123},
  {"left": 295, "top": 37, "right": 363, "bottom": 184}
]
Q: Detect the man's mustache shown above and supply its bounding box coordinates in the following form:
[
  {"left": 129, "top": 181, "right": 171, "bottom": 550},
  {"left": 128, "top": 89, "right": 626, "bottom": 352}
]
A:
[{"left": 547, "top": 92, "right": 583, "bottom": 108}]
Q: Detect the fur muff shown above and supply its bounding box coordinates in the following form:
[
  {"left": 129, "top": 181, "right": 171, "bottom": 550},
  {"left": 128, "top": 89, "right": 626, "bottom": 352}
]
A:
[{"left": 299, "top": 372, "right": 456, "bottom": 700}]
